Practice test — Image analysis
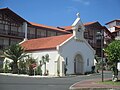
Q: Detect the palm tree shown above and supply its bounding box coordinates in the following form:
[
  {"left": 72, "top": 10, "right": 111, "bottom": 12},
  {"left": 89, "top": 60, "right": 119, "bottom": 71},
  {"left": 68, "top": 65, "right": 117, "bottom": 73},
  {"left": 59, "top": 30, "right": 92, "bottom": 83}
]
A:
[
  {"left": 41, "top": 54, "right": 50, "bottom": 75},
  {"left": 4, "top": 44, "right": 27, "bottom": 74}
]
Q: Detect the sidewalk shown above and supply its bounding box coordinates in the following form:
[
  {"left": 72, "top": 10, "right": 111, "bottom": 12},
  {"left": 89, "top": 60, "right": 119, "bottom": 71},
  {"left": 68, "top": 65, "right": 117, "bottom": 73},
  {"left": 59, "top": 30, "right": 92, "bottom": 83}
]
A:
[
  {"left": 0, "top": 73, "right": 78, "bottom": 78},
  {"left": 0, "top": 73, "right": 57, "bottom": 78},
  {"left": 69, "top": 78, "right": 120, "bottom": 90}
]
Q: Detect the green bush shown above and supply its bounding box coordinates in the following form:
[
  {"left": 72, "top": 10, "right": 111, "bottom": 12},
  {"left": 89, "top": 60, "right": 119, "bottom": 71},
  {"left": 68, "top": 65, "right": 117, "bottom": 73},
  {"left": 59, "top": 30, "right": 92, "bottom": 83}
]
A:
[
  {"left": 9, "top": 62, "right": 13, "bottom": 71},
  {"left": 91, "top": 66, "right": 95, "bottom": 73},
  {"left": 28, "top": 65, "right": 34, "bottom": 76},
  {"left": 36, "top": 66, "right": 42, "bottom": 75},
  {"left": 19, "top": 69, "right": 27, "bottom": 74},
  {"left": 0, "top": 68, "right": 4, "bottom": 73},
  {"left": 18, "top": 60, "right": 27, "bottom": 74},
  {"left": 4, "top": 62, "right": 10, "bottom": 73}
]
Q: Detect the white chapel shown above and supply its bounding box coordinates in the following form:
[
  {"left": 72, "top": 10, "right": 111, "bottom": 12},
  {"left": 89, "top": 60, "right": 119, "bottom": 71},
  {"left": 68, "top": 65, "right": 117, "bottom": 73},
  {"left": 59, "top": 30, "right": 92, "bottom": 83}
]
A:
[{"left": 21, "top": 13, "right": 95, "bottom": 76}]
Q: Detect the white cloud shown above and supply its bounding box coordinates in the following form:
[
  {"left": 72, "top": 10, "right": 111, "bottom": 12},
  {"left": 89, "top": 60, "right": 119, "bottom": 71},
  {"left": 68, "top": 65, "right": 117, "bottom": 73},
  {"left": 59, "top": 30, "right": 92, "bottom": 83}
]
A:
[{"left": 72, "top": 0, "right": 90, "bottom": 5}]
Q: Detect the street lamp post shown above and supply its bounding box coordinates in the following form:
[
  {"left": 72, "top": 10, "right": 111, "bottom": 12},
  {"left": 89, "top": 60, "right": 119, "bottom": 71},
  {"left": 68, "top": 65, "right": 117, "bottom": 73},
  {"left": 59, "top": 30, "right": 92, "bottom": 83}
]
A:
[{"left": 97, "top": 30, "right": 104, "bottom": 82}]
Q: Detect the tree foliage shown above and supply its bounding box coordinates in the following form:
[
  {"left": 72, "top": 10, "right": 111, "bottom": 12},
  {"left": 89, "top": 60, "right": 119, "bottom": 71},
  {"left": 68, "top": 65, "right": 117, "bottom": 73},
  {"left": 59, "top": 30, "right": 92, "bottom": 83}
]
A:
[
  {"left": 104, "top": 40, "right": 120, "bottom": 65},
  {"left": 104, "top": 40, "right": 120, "bottom": 81},
  {"left": 4, "top": 44, "right": 27, "bottom": 73},
  {"left": 25, "top": 56, "right": 37, "bottom": 75},
  {"left": 41, "top": 54, "right": 50, "bottom": 75},
  {"left": 4, "top": 44, "right": 27, "bottom": 62}
]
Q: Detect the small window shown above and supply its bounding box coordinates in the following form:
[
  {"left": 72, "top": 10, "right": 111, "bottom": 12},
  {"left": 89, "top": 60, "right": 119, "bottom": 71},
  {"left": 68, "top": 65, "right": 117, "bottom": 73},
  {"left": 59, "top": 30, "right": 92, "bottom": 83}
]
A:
[
  {"left": 66, "top": 57, "right": 68, "bottom": 65},
  {"left": 78, "top": 28, "right": 81, "bottom": 32},
  {"left": 87, "top": 58, "right": 89, "bottom": 66}
]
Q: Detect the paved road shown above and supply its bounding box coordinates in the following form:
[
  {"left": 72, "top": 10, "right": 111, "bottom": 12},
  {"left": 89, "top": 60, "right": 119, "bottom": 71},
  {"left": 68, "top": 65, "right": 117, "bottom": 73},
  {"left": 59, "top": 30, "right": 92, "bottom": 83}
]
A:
[{"left": 0, "top": 71, "right": 118, "bottom": 90}]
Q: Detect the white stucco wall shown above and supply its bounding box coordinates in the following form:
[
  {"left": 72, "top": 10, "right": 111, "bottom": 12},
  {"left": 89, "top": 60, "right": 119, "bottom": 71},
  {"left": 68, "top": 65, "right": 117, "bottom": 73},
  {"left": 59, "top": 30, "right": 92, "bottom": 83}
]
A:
[
  {"left": 27, "top": 50, "right": 59, "bottom": 76},
  {"left": 58, "top": 37, "right": 95, "bottom": 74},
  {"left": 107, "top": 21, "right": 116, "bottom": 28},
  {"left": 108, "top": 27, "right": 115, "bottom": 32},
  {"left": 117, "top": 62, "right": 120, "bottom": 71},
  {"left": 26, "top": 36, "right": 95, "bottom": 76}
]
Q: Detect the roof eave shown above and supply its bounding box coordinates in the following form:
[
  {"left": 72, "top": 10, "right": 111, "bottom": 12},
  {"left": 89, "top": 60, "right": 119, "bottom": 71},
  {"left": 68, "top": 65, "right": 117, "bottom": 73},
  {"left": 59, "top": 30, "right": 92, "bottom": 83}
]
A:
[
  {"left": 0, "top": 7, "right": 30, "bottom": 24},
  {"left": 105, "top": 19, "right": 120, "bottom": 25},
  {"left": 25, "top": 47, "right": 57, "bottom": 52}
]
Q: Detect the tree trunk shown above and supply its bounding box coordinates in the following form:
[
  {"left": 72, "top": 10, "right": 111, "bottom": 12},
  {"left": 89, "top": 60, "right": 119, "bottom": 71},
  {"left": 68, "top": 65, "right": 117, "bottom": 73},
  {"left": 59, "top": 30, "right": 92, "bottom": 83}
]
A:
[
  {"left": 12, "top": 62, "right": 18, "bottom": 74},
  {"left": 44, "top": 63, "right": 46, "bottom": 75},
  {"left": 112, "top": 63, "right": 118, "bottom": 82}
]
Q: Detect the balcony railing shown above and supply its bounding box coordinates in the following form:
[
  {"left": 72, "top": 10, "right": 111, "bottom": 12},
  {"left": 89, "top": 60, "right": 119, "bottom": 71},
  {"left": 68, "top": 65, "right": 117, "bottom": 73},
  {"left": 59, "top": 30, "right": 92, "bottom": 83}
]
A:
[
  {"left": 0, "top": 29, "right": 25, "bottom": 38},
  {"left": 27, "top": 34, "right": 35, "bottom": 39},
  {"left": 84, "top": 35, "right": 93, "bottom": 40}
]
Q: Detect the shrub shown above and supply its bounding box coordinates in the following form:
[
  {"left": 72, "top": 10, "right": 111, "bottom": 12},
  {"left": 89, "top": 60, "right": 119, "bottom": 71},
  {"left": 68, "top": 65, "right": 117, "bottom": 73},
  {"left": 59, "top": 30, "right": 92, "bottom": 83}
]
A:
[
  {"left": 91, "top": 66, "right": 95, "bottom": 73},
  {"left": 0, "top": 68, "right": 4, "bottom": 73},
  {"left": 28, "top": 65, "right": 34, "bottom": 76},
  {"left": 84, "top": 71, "right": 92, "bottom": 75},
  {"left": 36, "top": 66, "right": 42, "bottom": 75},
  {"left": 4, "top": 64, "right": 9, "bottom": 73}
]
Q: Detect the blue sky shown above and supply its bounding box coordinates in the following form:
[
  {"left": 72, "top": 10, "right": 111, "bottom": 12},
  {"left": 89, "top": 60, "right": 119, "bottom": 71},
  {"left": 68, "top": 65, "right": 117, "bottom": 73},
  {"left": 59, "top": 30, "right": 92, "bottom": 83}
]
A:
[{"left": 0, "top": 0, "right": 120, "bottom": 27}]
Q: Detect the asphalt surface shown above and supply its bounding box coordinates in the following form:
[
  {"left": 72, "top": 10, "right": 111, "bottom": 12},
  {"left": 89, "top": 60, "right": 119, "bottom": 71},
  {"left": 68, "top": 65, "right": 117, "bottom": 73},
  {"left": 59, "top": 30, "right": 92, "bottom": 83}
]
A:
[{"left": 0, "top": 71, "right": 117, "bottom": 90}]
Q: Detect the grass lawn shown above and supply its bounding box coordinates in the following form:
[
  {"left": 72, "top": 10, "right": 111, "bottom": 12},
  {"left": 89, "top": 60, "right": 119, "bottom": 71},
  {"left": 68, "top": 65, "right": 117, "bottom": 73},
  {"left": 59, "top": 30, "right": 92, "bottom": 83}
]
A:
[{"left": 98, "top": 80, "right": 120, "bottom": 86}]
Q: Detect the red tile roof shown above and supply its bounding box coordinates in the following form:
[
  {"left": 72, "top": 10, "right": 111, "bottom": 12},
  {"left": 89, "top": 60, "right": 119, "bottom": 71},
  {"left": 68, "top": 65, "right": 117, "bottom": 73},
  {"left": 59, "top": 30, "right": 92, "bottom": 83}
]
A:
[
  {"left": 111, "top": 26, "right": 120, "bottom": 33},
  {"left": 112, "top": 29, "right": 120, "bottom": 33},
  {"left": 114, "top": 26, "right": 120, "bottom": 29},
  {"left": 29, "top": 22, "right": 70, "bottom": 33},
  {"left": 21, "top": 34, "right": 72, "bottom": 51},
  {"left": 105, "top": 19, "right": 120, "bottom": 25},
  {"left": 59, "top": 22, "right": 101, "bottom": 31},
  {"left": 62, "top": 26, "right": 73, "bottom": 31},
  {"left": 84, "top": 21, "right": 98, "bottom": 26}
]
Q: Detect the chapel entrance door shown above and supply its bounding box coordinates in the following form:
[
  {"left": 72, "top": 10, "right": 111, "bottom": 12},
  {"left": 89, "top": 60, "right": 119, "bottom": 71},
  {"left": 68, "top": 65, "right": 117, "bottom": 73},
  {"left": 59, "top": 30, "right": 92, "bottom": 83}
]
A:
[{"left": 74, "top": 54, "right": 83, "bottom": 74}]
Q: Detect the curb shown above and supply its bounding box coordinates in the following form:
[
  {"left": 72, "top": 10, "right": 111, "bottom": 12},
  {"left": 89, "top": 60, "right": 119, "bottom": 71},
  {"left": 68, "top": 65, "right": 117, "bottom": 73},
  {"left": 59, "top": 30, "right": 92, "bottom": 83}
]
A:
[
  {"left": 0, "top": 73, "right": 57, "bottom": 78},
  {"left": 69, "top": 81, "right": 82, "bottom": 90},
  {"left": 69, "top": 78, "right": 120, "bottom": 90},
  {"left": 0, "top": 73, "right": 79, "bottom": 78}
]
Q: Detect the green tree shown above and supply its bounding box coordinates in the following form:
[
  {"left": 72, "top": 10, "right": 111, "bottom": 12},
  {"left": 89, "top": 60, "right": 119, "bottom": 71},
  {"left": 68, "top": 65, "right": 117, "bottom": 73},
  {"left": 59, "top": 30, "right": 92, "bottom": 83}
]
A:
[
  {"left": 4, "top": 60, "right": 10, "bottom": 73},
  {"left": 104, "top": 40, "right": 120, "bottom": 81},
  {"left": 18, "top": 60, "right": 26, "bottom": 74},
  {"left": 41, "top": 54, "right": 50, "bottom": 75},
  {"left": 3, "top": 44, "right": 27, "bottom": 74}
]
